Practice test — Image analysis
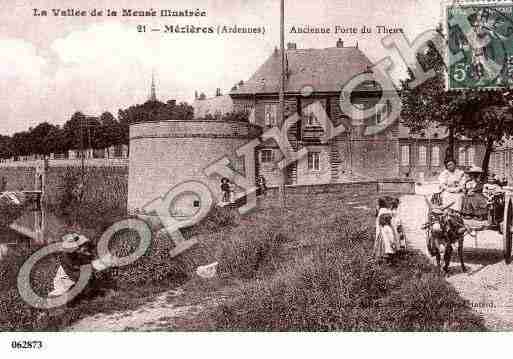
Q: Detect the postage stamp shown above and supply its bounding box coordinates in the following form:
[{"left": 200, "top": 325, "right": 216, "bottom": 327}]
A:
[
  {"left": 445, "top": 3, "right": 513, "bottom": 90},
  {"left": 446, "top": 1, "right": 513, "bottom": 90}
]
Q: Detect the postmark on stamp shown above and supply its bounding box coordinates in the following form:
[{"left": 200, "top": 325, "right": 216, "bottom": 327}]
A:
[{"left": 446, "top": 2, "right": 513, "bottom": 90}]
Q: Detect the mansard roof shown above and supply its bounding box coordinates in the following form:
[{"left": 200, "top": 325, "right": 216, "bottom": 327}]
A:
[{"left": 230, "top": 46, "right": 374, "bottom": 96}]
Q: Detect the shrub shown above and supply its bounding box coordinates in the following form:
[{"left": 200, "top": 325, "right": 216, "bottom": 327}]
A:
[
  {"left": 0, "top": 236, "right": 60, "bottom": 331},
  {"left": 214, "top": 230, "right": 387, "bottom": 331},
  {"left": 182, "top": 206, "right": 238, "bottom": 238},
  {"left": 216, "top": 221, "right": 289, "bottom": 280},
  {"left": 52, "top": 166, "right": 127, "bottom": 229},
  {"left": 370, "top": 271, "right": 484, "bottom": 331}
]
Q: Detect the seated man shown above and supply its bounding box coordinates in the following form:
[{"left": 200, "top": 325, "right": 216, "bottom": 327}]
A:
[{"left": 461, "top": 166, "right": 488, "bottom": 220}]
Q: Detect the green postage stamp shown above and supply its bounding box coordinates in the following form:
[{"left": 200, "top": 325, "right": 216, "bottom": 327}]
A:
[{"left": 446, "top": 2, "right": 513, "bottom": 90}]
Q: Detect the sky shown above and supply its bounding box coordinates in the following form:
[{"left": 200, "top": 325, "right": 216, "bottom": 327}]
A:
[{"left": 0, "top": 0, "right": 441, "bottom": 135}]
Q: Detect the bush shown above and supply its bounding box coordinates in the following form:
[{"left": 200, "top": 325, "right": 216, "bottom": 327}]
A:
[
  {"left": 107, "top": 227, "right": 188, "bottom": 288},
  {"left": 52, "top": 166, "right": 127, "bottom": 230},
  {"left": 217, "top": 223, "right": 289, "bottom": 280},
  {"left": 182, "top": 206, "right": 238, "bottom": 238},
  {"left": 0, "top": 236, "right": 60, "bottom": 331}
]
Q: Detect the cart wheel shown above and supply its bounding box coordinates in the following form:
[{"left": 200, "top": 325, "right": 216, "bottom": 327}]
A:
[{"left": 503, "top": 199, "right": 513, "bottom": 264}]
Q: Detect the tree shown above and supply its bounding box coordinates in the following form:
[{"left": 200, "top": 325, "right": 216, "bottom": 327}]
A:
[
  {"left": 42, "top": 126, "right": 66, "bottom": 155},
  {"left": 63, "top": 112, "right": 87, "bottom": 150},
  {"left": 11, "top": 131, "right": 32, "bottom": 157},
  {"left": 29, "top": 122, "right": 59, "bottom": 155},
  {"left": 118, "top": 100, "right": 194, "bottom": 144},
  {"left": 0, "top": 135, "right": 12, "bottom": 159},
  {"left": 62, "top": 112, "right": 102, "bottom": 150},
  {"left": 400, "top": 38, "right": 513, "bottom": 178},
  {"left": 98, "top": 111, "right": 124, "bottom": 149}
]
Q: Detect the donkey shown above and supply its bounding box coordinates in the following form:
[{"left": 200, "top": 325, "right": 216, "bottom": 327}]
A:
[{"left": 423, "top": 196, "right": 469, "bottom": 274}]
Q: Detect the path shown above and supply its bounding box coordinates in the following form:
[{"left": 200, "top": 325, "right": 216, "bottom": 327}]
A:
[
  {"left": 401, "top": 189, "right": 513, "bottom": 330},
  {"left": 68, "top": 289, "right": 205, "bottom": 331}
]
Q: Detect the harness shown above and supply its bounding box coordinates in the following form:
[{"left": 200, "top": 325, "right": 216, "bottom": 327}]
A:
[{"left": 423, "top": 208, "right": 467, "bottom": 256}]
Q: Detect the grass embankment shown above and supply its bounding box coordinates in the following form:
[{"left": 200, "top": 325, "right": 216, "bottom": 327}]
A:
[
  {"left": 173, "top": 197, "right": 485, "bottom": 331},
  {"left": 0, "top": 203, "right": 236, "bottom": 331},
  {"left": 0, "top": 191, "right": 485, "bottom": 331}
]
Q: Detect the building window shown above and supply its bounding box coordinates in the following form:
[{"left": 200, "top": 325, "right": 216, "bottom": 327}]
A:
[
  {"left": 306, "top": 113, "right": 320, "bottom": 127},
  {"left": 264, "top": 104, "right": 277, "bottom": 127},
  {"left": 401, "top": 145, "right": 410, "bottom": 166},
  {"left": 431, "top": 146, "right": 440, "bottom": 167},
  {"left": 467, "top": 146, "right": 475, "bottom": 166},
  {"left": 243, "top": 103, "right": 253, "bottom": 112},
  {"left": 307, "top": 152, "right": 320, "bottom": 171},
  {"left": 458, "top": 146, "right": 466, "bottom": 166},
  {"left": 303, "top": 106, "right": 320, "bottom": 127},
  {"left": 375, "top": 103, "right": 386, "bottom": 125},
  {"left": 418, "top": 145, "right": 427, "bottom": 166},
  {"left": 458, "top": 146, "right": 474, "bottom": 166},
  {"left": 260, "top": 149, "right": 274, "bottom": 163}
]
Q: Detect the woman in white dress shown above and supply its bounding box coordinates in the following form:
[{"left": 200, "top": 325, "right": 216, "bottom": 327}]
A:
[{"left": 438, "top": 158, "right": 466, "bottom": 211}]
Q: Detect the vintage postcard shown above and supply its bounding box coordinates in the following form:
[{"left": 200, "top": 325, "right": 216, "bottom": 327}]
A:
[{"left": 2, "top": 0, "right": 513, "bottom": 355}]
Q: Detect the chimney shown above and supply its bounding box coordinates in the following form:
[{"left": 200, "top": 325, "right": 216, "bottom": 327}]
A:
[
  {"left": 216, "top": 88, "right": 222, "bottom": 97},
  {"left": 194, "top": 91, "right": 199, "bottom": 100},
  {"left": 336, "top": 38, "right": 344, "bottom": 48},
  {"left": 287, "top": 42, "right": 297, "bottom": 50}
]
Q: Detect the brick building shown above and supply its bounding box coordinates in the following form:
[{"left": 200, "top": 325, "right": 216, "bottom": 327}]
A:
[
  {"left": 397, "top": 125, "right": 486, "bottom": 182},
  {"left": 229, "top": 40, "right": 408, "bottom": 186},
  {"left": 189, "top": 40, "right": 487, "bottom": 186}
]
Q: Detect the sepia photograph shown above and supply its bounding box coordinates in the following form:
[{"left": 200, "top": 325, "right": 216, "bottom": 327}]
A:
[{"left": 2, "top": 0, "right": 513, "bottom": 355}]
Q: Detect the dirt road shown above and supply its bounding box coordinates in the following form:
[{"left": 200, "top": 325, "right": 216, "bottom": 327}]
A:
[
  {"left": 400, "top": 192, "right": 513, "bottom": 330},
  {"left": 68, "top": 289, "right": 204, "bottom": 331}
]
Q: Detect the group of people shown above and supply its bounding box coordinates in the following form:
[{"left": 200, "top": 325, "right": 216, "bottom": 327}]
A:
[
  {"left": 437, "top": 158, "right": 506, "bottom": 218},
  {"left": 220, "top": 175, "right": 268, "bottom": 204},
  {"left": 373, "top": 196, "right": 407, "bottom": 264}
]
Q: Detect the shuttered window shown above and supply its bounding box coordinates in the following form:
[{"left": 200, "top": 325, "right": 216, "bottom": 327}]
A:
[
  {"left": 307, "top": 152, "right": 320, "bottom": 171},
  {"left": 431, "top": 146, "right": 440, "bottom": 166},
  {"left": 418, "top": 145, "right": 427, "bottom": 166},
  {"left": 401, "top": 145, "right": 410, "bottom": 166}
]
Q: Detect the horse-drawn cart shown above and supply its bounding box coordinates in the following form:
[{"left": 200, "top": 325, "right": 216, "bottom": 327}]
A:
[{"left": 424, "top": 186, "right": 513, "bottom": 272}]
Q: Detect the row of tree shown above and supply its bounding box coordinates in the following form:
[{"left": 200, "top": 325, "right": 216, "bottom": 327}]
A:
[{"left": 0, "top": 100, "right": 195, "bottom": 159}]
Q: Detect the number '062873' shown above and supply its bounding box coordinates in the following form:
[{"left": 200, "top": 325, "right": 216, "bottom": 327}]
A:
[{"left": 11, "top": 341, "right": 43, "bottom": 350}]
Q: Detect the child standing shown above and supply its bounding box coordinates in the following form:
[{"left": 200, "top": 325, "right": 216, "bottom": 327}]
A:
[
  {"left": 390, "top": 197, "right": 406, "bottom": 251},
  {"left": 221, "top": 177, "right": 231, "bottom": 203},
  {"left": 373, "top": 197, "right": 397, "bottom": 263}
]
